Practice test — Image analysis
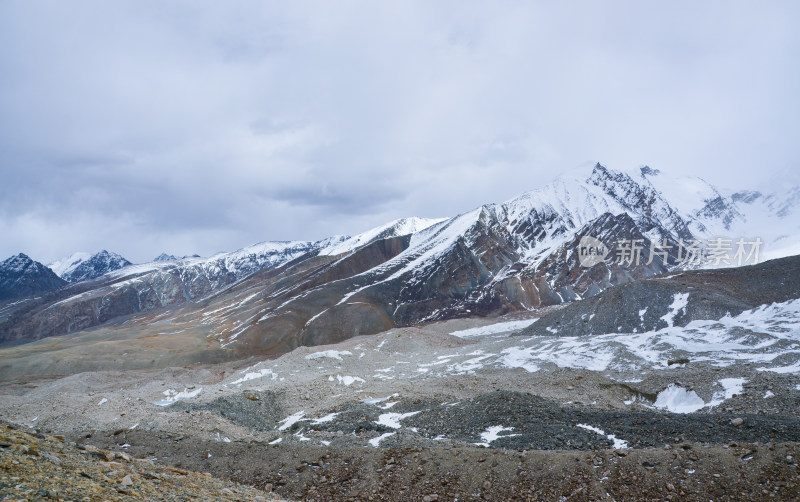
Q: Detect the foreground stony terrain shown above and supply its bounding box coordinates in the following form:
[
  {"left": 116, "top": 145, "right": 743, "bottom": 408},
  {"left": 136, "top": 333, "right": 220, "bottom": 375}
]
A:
[
  {"left": 0, "top": 422, "right": 285, "bottom": 501},
  {"left": 2, "top": 309, "right": 800, "bottom": 500}
]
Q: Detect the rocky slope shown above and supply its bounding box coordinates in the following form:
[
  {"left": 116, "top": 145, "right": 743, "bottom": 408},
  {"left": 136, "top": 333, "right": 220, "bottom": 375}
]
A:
[
  {"left": 0, "top": 421, "right": 286, "bottom": 501},
  {"left": 519, "top": 254, "right": 800, "bottom": 337}
]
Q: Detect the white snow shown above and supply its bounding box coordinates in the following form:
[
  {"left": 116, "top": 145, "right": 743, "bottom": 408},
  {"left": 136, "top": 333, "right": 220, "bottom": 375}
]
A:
[
  {"left": 229, "top": 367, "right": 276, "bottom": 385},
  {"left": 654, "top": 384, "right": 705, "bottom": 413},
  {"left": 474, "top": 426, "right": 518, "bottom": 447},
  {"left": 446, "top": 353, "right": 494, "bottom": 374},
  {"left": 718, "top": 378, "right": 746, "bottom": 399},
  {"left": 764, "top": 390, "right": 775, "bottom": 398},
  {"left": 660, "top": 293, "right": 689, "bottom": 328},
  {"left": 277, "top": 411, "right": 306, "bottom": 431},
  {"left": 97, "top": 398, "right": 107, "bottom": 406},
  {"left": 499, "top": 347, "right": 541, "bottom": 373},
  {"left": 376, "top": 411, "right": 421, "bottom": 429},
  {"left": 576, "top": 423, "right": 629, "bottom": 449},
  {"left": 369, "top": 432, "right": 396, "bottom": 447},
  {"left": 482, "top": 299, "right": 800, "bottom": 375},
  {"left": 269, "top": 437, "right": 283, "bottom": 445},
  {"left": 336, "top": 375, "right": 365, "bottom": 386},
  {"left": 361, "top": 394, "right": 399, "bottom": 405},
  {"left": 213, "top": 432, "right": 231, "bottom": 443},
  {"left": 450, "top": 319, "right": 536, "bottom": 338},
  {"left": 707, "top": 378, "right": 747, "bottom": 408},
  {"left": 153, "top": 387, "right": 202, "bottom": 407},
  {"left": 305, "top": 350, "right": 352, "bottom": 361},
  {"left": 319, "top": 217, "right": 445, "bottom": 256},
  {"left": 311, "top": 413, "right": 340, "bottom": 425},
  {"left": 48, "top": 252, "right": 91, "bottom": 278},
  {"left": 759, "top": 361, "right": 800, "bottom": 374}
]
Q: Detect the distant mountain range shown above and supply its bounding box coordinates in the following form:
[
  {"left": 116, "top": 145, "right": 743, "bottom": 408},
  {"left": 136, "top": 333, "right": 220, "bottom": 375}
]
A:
[{"left": 1, "top": 163, "right": 799, "bottom": 356}]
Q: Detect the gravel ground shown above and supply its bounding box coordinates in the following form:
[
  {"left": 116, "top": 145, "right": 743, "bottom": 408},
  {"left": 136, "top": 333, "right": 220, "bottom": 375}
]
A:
[
  {"left": 84, "top": 433, "right": 800, "bottom": 501},
  {"left": 2, "top": 314, "right": 800, "bottom": 500}
]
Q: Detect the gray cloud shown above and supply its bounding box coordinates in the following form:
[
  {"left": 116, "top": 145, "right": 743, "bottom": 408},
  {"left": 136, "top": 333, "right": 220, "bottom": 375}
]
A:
[{"left": 1, "top": 0, "right": 798, "bottom": 263}]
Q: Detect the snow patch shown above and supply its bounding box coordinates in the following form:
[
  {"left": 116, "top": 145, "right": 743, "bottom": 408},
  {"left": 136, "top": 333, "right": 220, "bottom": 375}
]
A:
[
  {"left": 278, "top": 411, "right": 306, "bottom": 431},
  {"left": 369, "top": 432, "right": 396, "bottom": 447},
  {"left": 660, "top": 293, "right": 689, "bottom": 327},
  {"left": 311, "top": 413, "right": 340, "bottom": 425},
  {"left": 450, "top": 319, "right": 536, "bottom": 338},
  {"left": 376, "top": 411, "right": 421, "bottom": 429},
  {"left": 336, "top": 375, "right": 365, "bottom": 386},
  {"left": 230, "top": 368, "right": 276, "bottom": 385},
  {"left": 707, "top": 378, "right": 747, "bottom": 408},
  {"left": 306, "top": 350, "right": 352, "bottom": 361},
  {"left": 475, "top": 426, "right": 518, "bottom": 447},
  {"left": 362, "top": 394, "right": 399, "bottom": 405},
  {"left": 576, "top": 423, "right": 629, "bottom": 449},
  {"left": 654, "top": 384, "right": 705, "bottom": 413},
  {"left": 153, "top": 387, "right": 202, "bottom": 407}
]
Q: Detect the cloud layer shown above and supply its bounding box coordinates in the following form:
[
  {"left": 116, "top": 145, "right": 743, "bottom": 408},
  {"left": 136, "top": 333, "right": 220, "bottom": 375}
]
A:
[{"left": 1, "top": 1, "right": 799, "bottom": 263}]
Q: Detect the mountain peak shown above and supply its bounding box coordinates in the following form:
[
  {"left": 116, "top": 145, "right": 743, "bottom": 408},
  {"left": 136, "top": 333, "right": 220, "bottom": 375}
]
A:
[
  {"left": 639, "top": 165, "right": 661, "bottom": 177},
  {"left": 1, "top": 253, "right": 35, "bottom": 273},
  {"left": 0, "top": 253, "right": 66, "bottom": 301},
  {"left": 50, "top": 250, "right": 132, "bottom": 283},
  {"left": 10, "top": 253, "right": 32, "bottom": 263}
]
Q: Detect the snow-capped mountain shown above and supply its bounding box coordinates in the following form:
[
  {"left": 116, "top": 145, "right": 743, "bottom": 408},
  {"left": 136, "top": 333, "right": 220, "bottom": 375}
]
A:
[
  {"left": 3, "top": 163, "right": 800, "bottom": 354},
  {"left": 0, "top": 254, "right": 66, "bottom": 302},
  {"left": 634, "top": 165, "right": 800, "bottom": 260},
  {"left": 50, "top": 250, "right": 132, "bottom": 283},
  {"left": 48, "top": 252, "right": 92, "bottom": 278},
  {"left": 0, "top": 238, "right": 347, "bottom": 344},
  {"left": 318, "top": 217, "right": 446, "bottom": 257},
  {"left": 152, "top": 253, "right": 202, "bottom": 262},
  {"left": 192, "top": 163, "right": 800, "bottom": 351}
]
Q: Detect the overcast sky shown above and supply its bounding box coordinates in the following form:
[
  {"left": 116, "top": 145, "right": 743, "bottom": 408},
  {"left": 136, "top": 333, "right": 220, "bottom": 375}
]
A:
[{"left": 1, "top": 1, "right": 799, "bottom": 264}]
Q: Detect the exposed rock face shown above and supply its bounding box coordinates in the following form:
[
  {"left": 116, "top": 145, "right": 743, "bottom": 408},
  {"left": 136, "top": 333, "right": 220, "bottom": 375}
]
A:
[
  {"left": 178, "top": 208, "right": 684, "bottom": 357},
  {"left": 0, "top": 254, "right": 66, "bottom": 302}
]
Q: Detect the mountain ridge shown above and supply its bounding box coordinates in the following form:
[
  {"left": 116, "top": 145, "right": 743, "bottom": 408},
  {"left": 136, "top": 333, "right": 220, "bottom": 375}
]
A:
[{"left": 2, "top": 163, "right": 799, "bottom": 364}]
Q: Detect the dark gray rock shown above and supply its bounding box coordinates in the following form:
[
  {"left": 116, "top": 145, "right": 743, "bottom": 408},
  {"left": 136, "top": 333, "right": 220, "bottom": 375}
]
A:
[
  {"left": 0, "top": 254, "right": 66, "bottom": 302},
  {"left": 518, "top": 254, "right": 800, "bottom": 337}
]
